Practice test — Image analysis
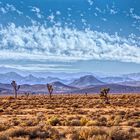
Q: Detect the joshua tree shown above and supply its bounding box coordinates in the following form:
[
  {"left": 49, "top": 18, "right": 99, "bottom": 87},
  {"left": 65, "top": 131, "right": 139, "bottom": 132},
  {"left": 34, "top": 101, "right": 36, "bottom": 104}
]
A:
[
  {"left": 47, "top": 84, "right": 53, "bottom": 98},
  {"left": 85, "top": 92, "right": 87, "bottom": 96},
  {"left": 100, "top": 88, "right": 110, "bottom": 104},
  {"left": 11, "top": 81, "right": 20, "bottom": 99},
  {"left": 24, "top": 92, "right": 30, "bottom": 98}
]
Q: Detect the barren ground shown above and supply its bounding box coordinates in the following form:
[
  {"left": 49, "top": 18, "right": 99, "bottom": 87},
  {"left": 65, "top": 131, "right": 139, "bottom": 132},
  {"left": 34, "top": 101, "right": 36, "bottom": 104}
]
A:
[{"left": 0, "top": 94, "right": 140, "bottom": 140}]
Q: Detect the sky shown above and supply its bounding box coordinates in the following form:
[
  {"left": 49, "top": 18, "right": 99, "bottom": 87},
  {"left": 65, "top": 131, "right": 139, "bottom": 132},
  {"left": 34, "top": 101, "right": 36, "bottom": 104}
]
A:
[{"left": 0, "top": 0, "right": 140, "bottom": 74}]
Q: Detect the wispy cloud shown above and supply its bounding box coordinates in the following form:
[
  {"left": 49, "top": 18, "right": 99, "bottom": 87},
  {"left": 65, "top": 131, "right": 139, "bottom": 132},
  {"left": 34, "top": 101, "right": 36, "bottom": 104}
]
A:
[
  {"left": 0, "top": 3, "right": 23, "bottom": 15},
  {"left": 87, "top": 0, "right": 94, "bottom": 6},
  {"left": 0, "top": 63, "right": 77, "bottom": 72},
  {"left": 0, "top": 23, "right": 140, "bottom": 64},
  {"left": 30, "top": 6, "right": 43, "bottom": 19},
  {"left": 106, "top": 4, "right": 118, "bottom": 15},
  {"left": 129, "top": 8, "right": 140, "bottom": 20}
]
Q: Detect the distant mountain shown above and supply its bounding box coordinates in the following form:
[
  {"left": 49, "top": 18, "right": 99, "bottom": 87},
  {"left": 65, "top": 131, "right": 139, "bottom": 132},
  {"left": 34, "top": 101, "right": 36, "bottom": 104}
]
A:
[
  {"left": 51, "top": 81, "right": 78, "bottom": 92},
  {"left": 123, "top": 73, "right": 140, "bottom": 81},
  {"left": 0, "top": 67, "right": 109, "bottom": 80},
  {"left": 72, "top": 84, "right": 140, "bottom": 94},
  {"left": 0, "top": 72, "right": 23, "bottom": 84},
  {"left": 0, "top": 72, "right": 67, "bottom": 85},
  {"left": 69, "top": 75, "right": 104, "bottom": 87},
  {"left": 0, "top": 81, "right": 78, "bottom": 94},
  {"left": 0, "top": 83, "right": 140, "bottom": 94},
  {"left": 100, "top": 76, "right": 132, "bottom": 83},
  {"left": 23, "top": 74, "right": 46, "bottom": 84},
  {"left": 119, "top": 81, "right": 140, "bottom": 87}
]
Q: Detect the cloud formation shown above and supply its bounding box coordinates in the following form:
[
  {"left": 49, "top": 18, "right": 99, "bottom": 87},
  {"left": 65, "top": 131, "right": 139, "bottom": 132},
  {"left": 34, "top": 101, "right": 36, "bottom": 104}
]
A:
[
  {"left": 129, "top": 8, "right": 140, "bottom": 20},
  {"left": 0, "top": 4, "right": 22, "bottom": 15},
  {"left": 30, "top": 6, "right": 43, "bottom": 19},
  {"left": 0, "top": 23, "right": 140, "bottom": 64},
  {"left": 87, "top": 0, "right": 94, "bottom": 6}
]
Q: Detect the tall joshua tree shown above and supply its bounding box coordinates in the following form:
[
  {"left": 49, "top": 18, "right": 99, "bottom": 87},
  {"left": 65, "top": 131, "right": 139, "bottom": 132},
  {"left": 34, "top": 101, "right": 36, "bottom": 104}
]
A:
[
  {"left": 11, "top": 81, "right": 20, "bottom": 99},
  {"left": 47, "top": 84, "right": 53, "bottom": 99},
  {"left": 100, "top": 88, "right": 110, "bottom": 104}
]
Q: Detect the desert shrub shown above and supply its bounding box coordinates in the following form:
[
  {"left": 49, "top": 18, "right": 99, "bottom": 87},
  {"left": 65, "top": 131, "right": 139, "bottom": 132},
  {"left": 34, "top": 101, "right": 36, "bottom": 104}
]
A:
[
  {"left": 36, "top": 112, "right": 45, "bottom": 122},
  {"left": 66, "top": 133, "right": 79, "bottom": 140},
  {"left": 0, "top": 124, "right": 8, "bottom": 132},
  {"left": 0, "top": 134, "right": 9, "bottom": 140},
  {"left": 113, "top": 115, "right": 122, "bottom": 126},
  {"left": 72, "top": 103, "right": 79, "bottom": 108},
  {"left": 80, "top": 118, "right": 89, "bottom": 126},
  {"left": 65, "top": 128, "right": 79, "bottom": 140},
  {"left": 46, "top": 127, "right": 62, "bottom": 140},
  {"left": 47, "top": 117, "right": 61, "bottom": 126},
  {"left": 118, "top": 111, "right": 126, "bottom": 116},
  {"left": 22, "top": 119, "right": 37, "bottom": 126},
  {"left": 132, "top": 120, "right": 140, "bottom": 127},
  {"left": 91, "top": 135, "right": 109, "bottom": 140},
  {"left": 79, "top": 127, "right": 108, "bottom": 140},
  {"left": 109, "top": 127, "right": 131, "bottom": 140},
  {"left": 29, "top": 128, "right": 49, "bottom": 139},
  {"left": 89, "top": 128, "right": 107, "bottom": 136},
  {"left": 70, "top": 119, "right": 81, "bottom": 126},
  {"left": 127, "top": 120, "right": 140, "bottom": 127},
  {"left": 98, "top": 116, "right": 107, "bottom": 126},
  {"left": 7, "top": 127, "right": 28, "bottom": 137},
  {"left": 0, "top": 108, "right": 4, "bottom": 112},
  {"left": 79, "top": 128, "right": 92, "bottom": 140},
  {"left": 86, "top": 120, "right": 98, "bottom": 126},
  {"left": 63, "top": 120, "right": 71, "bottom": 126}
]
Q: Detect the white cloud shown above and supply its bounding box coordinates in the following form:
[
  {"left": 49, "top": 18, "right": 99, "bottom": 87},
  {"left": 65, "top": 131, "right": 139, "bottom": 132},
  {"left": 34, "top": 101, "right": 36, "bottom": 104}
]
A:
[
  {"left": 0, "top": 23, "right": 140, "bottom": 64},
  {"left": 129, "top": 8, "right": 140, "bottom": 20},
  {"left": 0, "top": 64, "right": 76, "bottom": 72},
  {"left": 87, "top": 0, "right": 94, "bottom": 6},
  {"left": 30, "top": 6, "right": 43, "bottom": 19},
  {"left": 110, "top": 9, "right": 117, "bottom": 15},
  {"left": 106, "top": 4, "right": 118, "bottom": 15},
  {"left": 95, "top": 7, "right": 102, "bottom": 13},
  {"left": 101, "top": 18, "right": 107, "bottom": 21},
  {"left": 0, "top": 4, "right": 23, "bottom": 15},
  {"left": 132, "top": 14, "right": 140, "bottom": 20},
  {"left": 130, "top": 8, "right": 134, "bottom": 14},
  {"left": 67, "top": 8, "right": 72, "bottom": 11},
  {"left": 0, "top": 7, "right": 7, "bottom": 14},
  {"left": 48, "top": 13, "right": 55, "bottom": 23},
  {"left": 56, "top": 11, "right": 61, "bottom": 15},
  {"left": 94, "top": 13, "right": 97, "bottom": 16}
]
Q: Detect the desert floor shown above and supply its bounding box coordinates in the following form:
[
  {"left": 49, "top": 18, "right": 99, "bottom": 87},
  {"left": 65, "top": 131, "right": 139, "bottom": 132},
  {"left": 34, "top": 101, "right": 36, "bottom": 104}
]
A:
[{"left": 0, "top": 94, "right": 140, "bottom": 140}]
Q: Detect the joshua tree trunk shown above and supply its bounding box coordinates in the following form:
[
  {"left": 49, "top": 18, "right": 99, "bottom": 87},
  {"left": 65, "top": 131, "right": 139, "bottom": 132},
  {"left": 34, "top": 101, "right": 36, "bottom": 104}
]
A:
[
  {"left": 14, "top": 89, "right": 17, "bottom": 99},
  {"left": 11, "top": 81, "right": 20, "bottom": 99},
  {"left": 47, "top": 84, "right": 53, "bottom": 99}
]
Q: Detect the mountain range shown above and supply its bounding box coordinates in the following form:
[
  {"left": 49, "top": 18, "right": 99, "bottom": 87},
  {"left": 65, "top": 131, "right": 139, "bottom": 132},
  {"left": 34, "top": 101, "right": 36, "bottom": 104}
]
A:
[
  {"left": 0, "top": 72, "right": 67, "bottom": 85},
  {"left": 0, "top": 70, "right": 140, "bottom": 94}
]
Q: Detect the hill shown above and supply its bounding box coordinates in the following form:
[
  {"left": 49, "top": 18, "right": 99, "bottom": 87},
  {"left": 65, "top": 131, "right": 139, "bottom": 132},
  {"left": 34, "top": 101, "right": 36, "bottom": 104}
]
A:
[{"left": 69, "top": 75, "right": 104, "bottom": 87}]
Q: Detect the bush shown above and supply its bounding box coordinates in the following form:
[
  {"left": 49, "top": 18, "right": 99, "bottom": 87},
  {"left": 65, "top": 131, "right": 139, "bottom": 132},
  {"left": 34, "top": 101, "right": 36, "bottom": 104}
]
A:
[
  {"left": 8, "top": 127, "right": 28, "bottom": 137},
  {"left": 47, "top": 117, "right": 61, "bottom": 126},
  {"left": 80, "top": 118, "right": 88, "bottom": 126},
  {"left": 109, "top": 127, "right": 131, "bottom": 140},
  {"left": 70, "top": 119, "right": 81, "bottom": 126}
]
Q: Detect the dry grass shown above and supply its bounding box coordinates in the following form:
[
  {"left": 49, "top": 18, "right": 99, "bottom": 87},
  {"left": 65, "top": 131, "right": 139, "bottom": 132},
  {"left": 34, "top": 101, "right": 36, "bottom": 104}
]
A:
[{"left": 0, "top": 94, "right": 140, "bottom": 139}]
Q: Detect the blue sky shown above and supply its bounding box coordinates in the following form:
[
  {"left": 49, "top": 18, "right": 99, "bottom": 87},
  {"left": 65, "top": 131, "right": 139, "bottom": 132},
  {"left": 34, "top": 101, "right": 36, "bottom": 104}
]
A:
[{"left": 0, "top": 0, "right": 140, "bottom": 74}]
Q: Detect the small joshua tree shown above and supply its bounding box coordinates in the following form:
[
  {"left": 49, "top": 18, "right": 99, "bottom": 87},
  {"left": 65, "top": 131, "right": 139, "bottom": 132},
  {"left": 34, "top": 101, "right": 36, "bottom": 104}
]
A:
[
  {"left": 100, "top": 88, "right": 110, "bottom": 104},
  {"left": 85, "top": 92, "right": 87, "bottom": 97},
  {"left": 25, "top": 92, "right": 30, "bottom": 98},
  {"left": 47, "top": 84, "right": 53, "bottom": 99},
  {"left": 11, "top": 81, "right": 20, "bottom": 99}
]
